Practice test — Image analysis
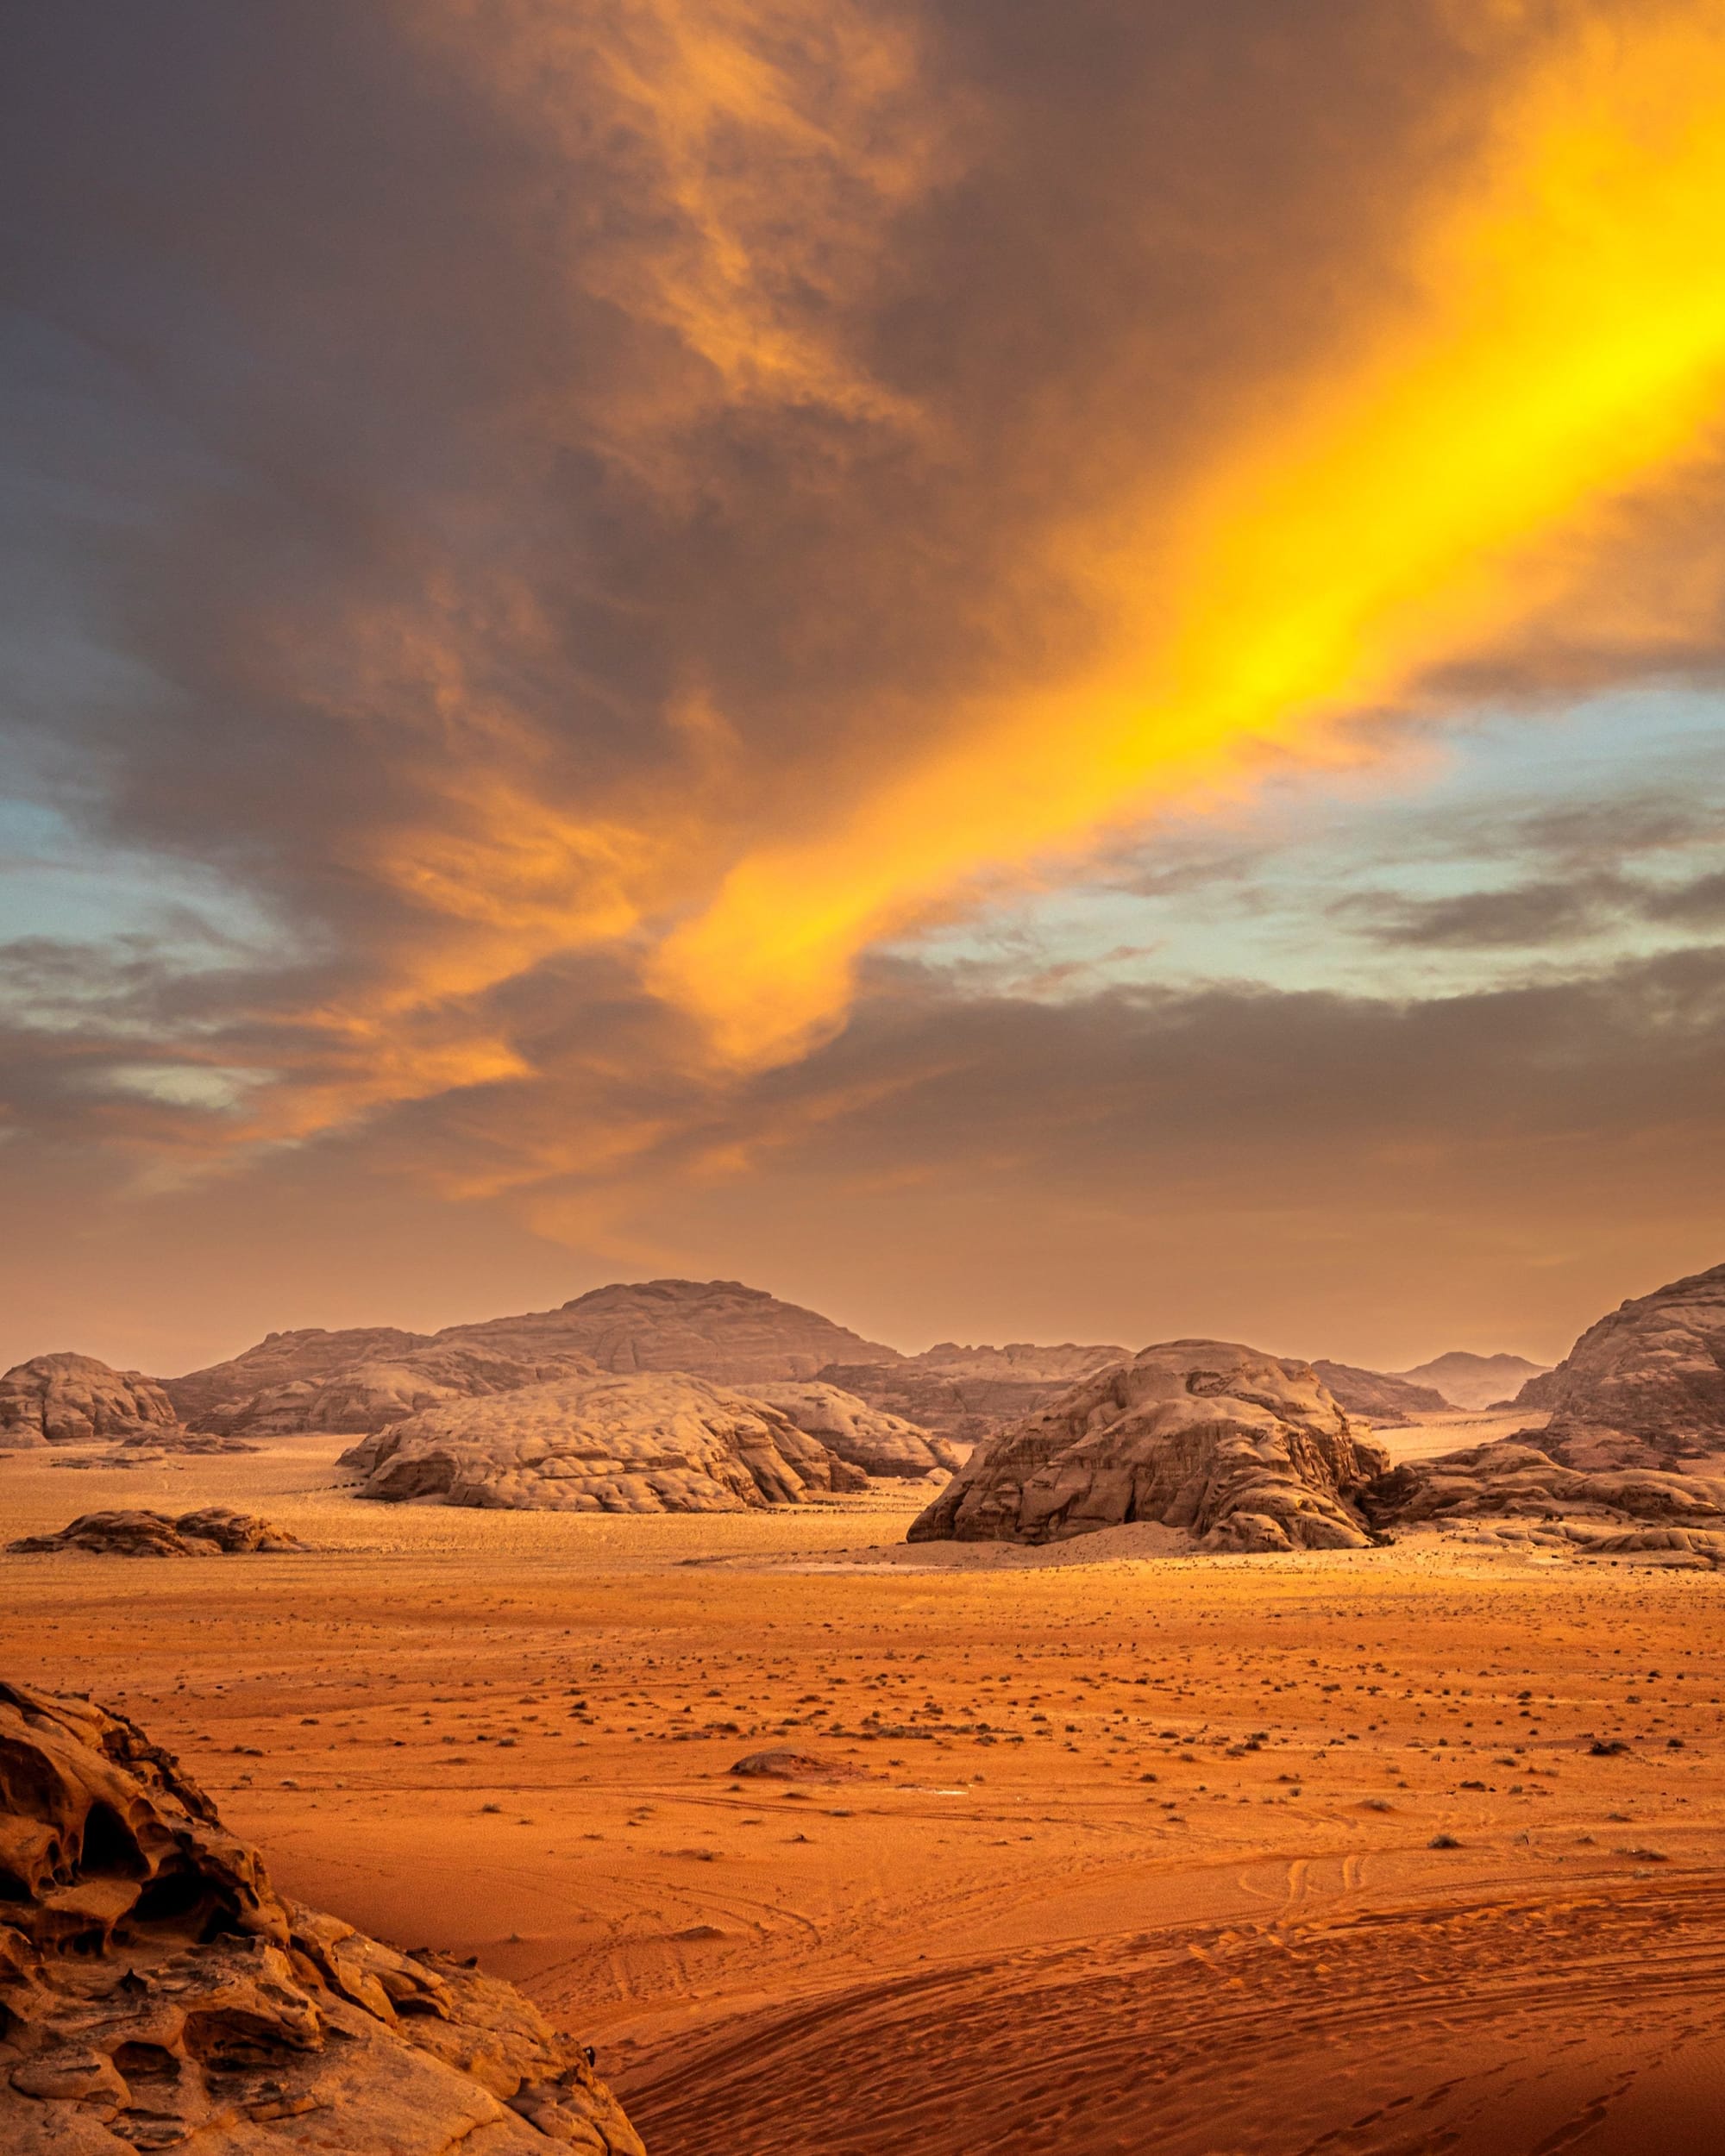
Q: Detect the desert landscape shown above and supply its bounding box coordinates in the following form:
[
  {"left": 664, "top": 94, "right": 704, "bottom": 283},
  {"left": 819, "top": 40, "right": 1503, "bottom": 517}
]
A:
[
  {"left": 11, "top": 7, "right": 1725, "bottom": 2152},
  {"left": 5, "top": 1269, "right": 1725, "bottom": 2152}
]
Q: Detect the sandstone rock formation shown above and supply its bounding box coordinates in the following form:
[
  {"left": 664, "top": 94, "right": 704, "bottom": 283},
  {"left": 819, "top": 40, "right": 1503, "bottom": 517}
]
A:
[
  {"left": 1360, "top": 1438, "right": 1725, "bottom": 1565},
  {"left": 1509, "top": 1262, "right": 1725, "bottom": 1466},
  {"left": 0, "top": 1677, "right": 643, "bottom": 2153},
  {"left": 909, "top": 1341, "right": 1387, "bottom": 1553},
  {"left": 183, "top": 1344, "right": 599, "bottom": 1438},
  {"left": 0, "top": 1356, "right": 181, "bottom": 1451},
  {"left": 1309, "top": 1361, "right": 1451, "bottom": 1426},
  {"left": 439, "top": 1277, "right": 898, "bottom": 1383},
  {"left": 819, "top": 1340, "right": 1128, "bottom": 1447},
  {"left": 1396, "top": 1350, "right": 1548, "bottom": 1411},
  {"left": 751, "top": 1382, "right": 960, "bottom": 1477},
  {"left": 342, "top": 1370, "right": 867, "bottom": 1512},
  {"left": 166, "top": 1279, "right": 901, "bottom": 1432},
  {"left": 9, "top": 1508, "right": 307, "bottom": 1558},
  {"left": 163, "top": 1326, "right": 431, "bottom": 1427}
]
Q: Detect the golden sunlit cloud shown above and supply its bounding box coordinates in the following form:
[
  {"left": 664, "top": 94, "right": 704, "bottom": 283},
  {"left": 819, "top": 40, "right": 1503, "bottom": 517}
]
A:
[{"left": 649, "top": 9, "right": 1725, "bottom": 1066}]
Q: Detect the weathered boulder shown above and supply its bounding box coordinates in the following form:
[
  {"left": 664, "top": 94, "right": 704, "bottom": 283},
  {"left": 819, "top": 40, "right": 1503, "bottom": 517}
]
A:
[
  {"left": 750, "top": 1382, "right": 960, "bottom": 1476},
  {"left": 0, "top": 1677, "right": 643, "bottom": 2153},
  {"left": 0, "top": 1357, "right": 180, "bottom": 1451},
  {"left": 1510, "top": 1262, "right": 1725, "bottom": 1466},
  {"left": 9, "top": 1508, "right": 307, "bottom": 1557},
  {"left": 1395, "top": 1351, "right": 1548, "bottom": 1411},
  {"left": 729, "top": 1750, "right": 869, "bottom": 1781},
  {"left": 1360, "top": 1438, "right": 1725, "bottom": 1539},
  {"left": 342, "top": 1370, "right": 866, "bottom": 1512},
  {"left": 819, "top": 1341, "right": 1128, "bottom": 1447},
  {"left": 184, "top": 1345, "right": 599, "bottom": 1438},
  {"left": 1308, "top": 1360, "right": 1450, "bottom": 1426},
  {"left": 908, "top": 1341, "right": 1387, "bottom": 1553},
  {"left": 438, "top": 1276, "right": 899, "bottom": 1384}
]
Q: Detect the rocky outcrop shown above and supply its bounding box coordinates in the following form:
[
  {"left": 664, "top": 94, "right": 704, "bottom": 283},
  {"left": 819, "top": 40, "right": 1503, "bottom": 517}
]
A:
[
  {"left": 9, "top": 1508, "right": 308, "bottom": 1557},
  {"left": 0, "top": 1677, "right": 643, "bottom": 2153},
  {"left": 0, "top": 1357, "right": 181, "bottom": 1451},
  {"left": 909, "top": 1341, "right": 1387, "bottom": 1553},
  {"left": 167, "top": 1280, "right": 900, "bottom": 1429},
  {"left": 1309, "top": 1361, "right": 1451, "bottom": 1426},
  {"left": 163, "top": 1326, "right": 432, "bottom": 1427},
  {"left": 183, "top": 1345, "right": 599, "bottom": 1439},
  {"left": 439, "top": 1277, "right": 898, "bottom": 1384},
  {"left": 1396, "top": 1351, "right": 1548, "bottom": 1411},
  {"left": 750, "top": 1382, "right": 960, "bottom": 1477},
  {"left": 342, "top": 1370, "right": 867, "bottom": 1512},
  {"left": 819, "top": 1341, "right": 1128, "bottom": 1447},
  {"left": 1509, "top": 1263, "right": 1725, "bottom": 1465},
  {"left": 1360, "top": 1438, "right": 1725, "bottom": 1557}
]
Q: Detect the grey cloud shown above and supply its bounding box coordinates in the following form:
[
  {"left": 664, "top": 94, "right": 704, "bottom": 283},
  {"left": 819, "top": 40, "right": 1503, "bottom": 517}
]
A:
[{"left": 1331, "top": 877, "right": 1634, "bottom": 950}]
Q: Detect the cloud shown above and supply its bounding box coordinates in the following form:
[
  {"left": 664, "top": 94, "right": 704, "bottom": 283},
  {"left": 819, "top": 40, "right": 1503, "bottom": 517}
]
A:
[
  {"left": 4, "top": 0, "right": 1725, "bottom": 1363},
  {"left": 1333, "top": 877, "right": 1632, "bottom": 949}
]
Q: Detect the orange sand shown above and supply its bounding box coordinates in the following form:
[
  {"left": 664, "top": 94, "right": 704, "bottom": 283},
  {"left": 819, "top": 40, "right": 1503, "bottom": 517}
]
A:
[{"left": 4, "top": 1432, "right": 1723, "bottom": 2153}]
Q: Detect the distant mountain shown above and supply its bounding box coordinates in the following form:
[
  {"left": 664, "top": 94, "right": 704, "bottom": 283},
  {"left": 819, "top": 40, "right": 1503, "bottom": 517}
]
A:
[
  {"left": 1395, "top": 1351, "right": 1549, "bottom": 1412},
  {"left": 436, "top": 1278, "right": 899, "bottom": 1385},
  {"left": 818, "top": 1340, "right": 1129, "bottom": 1446},
  {"left": 165, "top": 1326, "right": 431, "bottom": 1426},
  {"left": 1308, "top": 1360, "right": 1450, "bottom": 1426}
]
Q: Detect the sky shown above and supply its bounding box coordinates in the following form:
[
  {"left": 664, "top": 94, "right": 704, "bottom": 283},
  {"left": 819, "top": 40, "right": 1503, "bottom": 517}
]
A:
[{"left": 4, "top": 0, "right": 1725, "bottom": 1377}]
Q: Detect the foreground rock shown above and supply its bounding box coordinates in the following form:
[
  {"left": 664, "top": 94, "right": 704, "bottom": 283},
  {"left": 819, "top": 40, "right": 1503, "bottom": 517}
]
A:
[
  {"left": 1309, "top": 1361, "right": 1451, "bottom": 1426},
  {"left": 0, "top": 1677, "right": 643, "bottom": 2153},
  {"left": 751, "top": 1382, "right": 960, "bottom": 1477},
  {"left": 910, "top": 1341, "right": 1387, "bottom": 1552},
  {"left": 9, "top": 1508, "right": 307, "bottom": 1557},
  {"left": 0, "top": 1356, "right": 181, "bottom": 1451},
  {"left": 342, "top": 1370, "right": 866, "bottom": 1512},
  {"left": 1397, "top": 1350, "right": 1548, "bottom": 1411},
  {"left": 1511, "top": 1262, "right": 1725, "bottom": 1468},
  {"left": 1361, "top": 1439, "right": 1725, "bottom": 1565},
  {"left": 819, "top": 1341, "right": 1128, "bottom": 1447}
]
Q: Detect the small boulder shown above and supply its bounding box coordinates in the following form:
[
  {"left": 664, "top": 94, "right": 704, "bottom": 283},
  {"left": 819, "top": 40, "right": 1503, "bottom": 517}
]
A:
[{"left": 9, "top": 1507, "right": 308, "bottom": 1557}]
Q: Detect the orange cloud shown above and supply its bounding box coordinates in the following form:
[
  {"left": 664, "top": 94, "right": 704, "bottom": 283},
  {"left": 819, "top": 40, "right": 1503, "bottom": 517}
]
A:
[{"left": 649, "top": 9, "right": 1725, "bottom": 1065}]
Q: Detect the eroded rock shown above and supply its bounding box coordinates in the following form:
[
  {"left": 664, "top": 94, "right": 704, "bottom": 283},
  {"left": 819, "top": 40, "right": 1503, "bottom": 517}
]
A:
[
  {"left": 342, "top": 1370, "right": 865, "bottom": 1512},
  {"left": 908, "top": 1340, "right": 1386, "bottom": 1552},
  {"left": 9, "top": 1509, "right": 308, "bottom": 1558},
  {"left": 1361, "top": 1438, "right": 1725, "bottom": 1561},
  {"left": 0, "top": 1678, "right": 643, "bottom": 2153},
  {"left": 750, "top": 1382, "right": 960, "bottom": 1477},
  {"left": 0, "top": 1357, "right": 180, "bottom": 1452},
  {"left": 1511, "top": 1262, "right": 1725, "bottom": 1467}
]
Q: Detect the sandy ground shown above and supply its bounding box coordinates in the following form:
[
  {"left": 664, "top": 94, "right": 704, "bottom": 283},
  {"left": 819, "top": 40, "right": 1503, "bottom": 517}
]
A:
[{"left": 4, "top": 1426, "right": 1724, "bottom": 2154}]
